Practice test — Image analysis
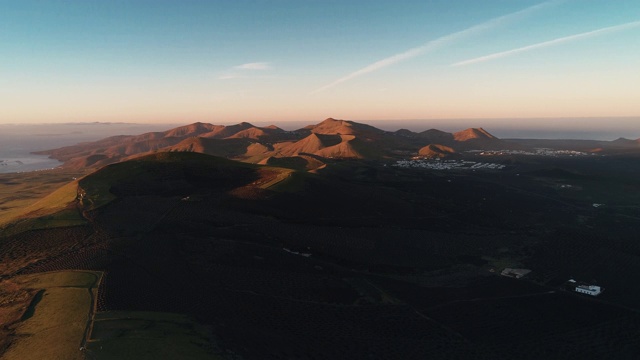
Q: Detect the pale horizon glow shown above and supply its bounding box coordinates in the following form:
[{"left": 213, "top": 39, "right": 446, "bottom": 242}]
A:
[{"left": 1, "top": 0, "right": 639, "bottom": 131}]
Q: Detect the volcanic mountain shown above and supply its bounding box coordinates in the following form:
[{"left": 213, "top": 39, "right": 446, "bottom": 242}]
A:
[
  {"left": 303, "top": 118, "right": 385, "bottom": 138},
  {"left": 417, "top": 129, "right": 456, "bottom": 144},
  {"left": 35, "top": 118, "right": 520, "bottom": 170},
  {"left": 451, "top": 127, "right": 510, "bottom": 150},
  {"left": 453, "top": 127, "right": 495, "bottom": 141},
  {"left": 418, "top": 144, "right": 457, "bottom": 158}
]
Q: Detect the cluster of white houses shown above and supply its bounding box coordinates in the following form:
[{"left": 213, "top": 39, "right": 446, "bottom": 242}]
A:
[
  {"left": 469, "top": 149, "right": 590, "bottom": 157},
  {"left": 393, "top": 159, "right": 505, "bottom": 171}
]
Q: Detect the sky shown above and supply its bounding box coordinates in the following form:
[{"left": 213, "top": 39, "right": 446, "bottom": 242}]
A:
[{"left": 1, "top": 0, "right": 639, "bottom": 131}]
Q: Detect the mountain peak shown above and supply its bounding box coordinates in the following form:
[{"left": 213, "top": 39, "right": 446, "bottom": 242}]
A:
[
  {"left": 164, "top": 122, "right": 218, "bottom": 137},
  {"left": 453, "top": 128, "right": 497, "bottom": 141},
  {"left": 309, "top": 118, "right": 384, "bottom": 137}
]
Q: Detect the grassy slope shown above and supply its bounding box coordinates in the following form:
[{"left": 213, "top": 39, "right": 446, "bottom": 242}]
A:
[
  {"left": 0, "top": 181, "right": 86, "bottom": 236},
  {"left": 2, "top": 271, "right": 101, "bottom": 360},
  {"left": 0, "top": 170, "right": 85, "bottom": 229}
]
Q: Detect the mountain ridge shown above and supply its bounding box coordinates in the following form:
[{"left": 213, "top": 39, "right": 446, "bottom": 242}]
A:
[{"left": 35, "top": 118, "right": 639, "bottom": 171}]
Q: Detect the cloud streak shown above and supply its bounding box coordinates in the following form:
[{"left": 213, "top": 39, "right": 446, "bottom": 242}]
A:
[
  {"left": 220, "top": 62, "right": 272, "bottom": 80},
  {"left": 219, "top": 74, "right": 275, "bottom": 80},
  {"left": 452, "top": 20, "right": 640, "bottom": 67},
  {"left": 311, "top": 0, "right": 560, "bottom": 94},
  {"left": 234, "top": 62, "right": 271, "bottom": 70}
]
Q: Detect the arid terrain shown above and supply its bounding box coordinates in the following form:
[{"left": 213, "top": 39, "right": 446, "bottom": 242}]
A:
[{"left": 2, "top": 120, "right": 640, "bottom": 359}]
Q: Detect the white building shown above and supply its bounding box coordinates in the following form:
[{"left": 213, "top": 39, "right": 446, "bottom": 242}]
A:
[{"left": 575, "top": 285, "right": 602, "bottom": 296}]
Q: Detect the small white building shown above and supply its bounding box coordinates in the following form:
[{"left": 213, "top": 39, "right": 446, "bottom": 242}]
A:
[{"left": 575, "top": 284, "right": 602, "bottom": 296}]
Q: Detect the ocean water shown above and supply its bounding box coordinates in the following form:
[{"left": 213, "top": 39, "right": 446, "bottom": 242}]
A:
[
  {"left": 0, "top": 156, "right": 63, "bottom": 174},
  {"left": 0, "top": 123, "right": 178, "bottom": 173}
]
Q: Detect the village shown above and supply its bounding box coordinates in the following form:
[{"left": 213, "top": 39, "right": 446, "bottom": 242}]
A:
[
  {"left": 468, "top": 148, "right": 591, "bottom": 156},
  {"left": 392, "top": 159, "right": 506, "bottom": 171}
]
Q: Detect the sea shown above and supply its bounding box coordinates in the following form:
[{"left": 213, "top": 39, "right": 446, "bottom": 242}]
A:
[
  {"left": 1, "top": 118, "right": 638, "bottom": 173},
  {"left": 0, "top": 123, "right": 178, "bottom": 174}
]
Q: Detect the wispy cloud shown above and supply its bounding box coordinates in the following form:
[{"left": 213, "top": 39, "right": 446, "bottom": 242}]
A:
[
  {"left": 220, "top": 62, "right": 272, "bottom": 80},
  {"left": 311, "top": 0, "right": 560, "bottom": 94},
  {"left": 219, "top": 74, "right": 275, "bottom": 80},
  {"left": 452, "top": 20, "right": 640, "bottom": 67},
  {"left": 234, "top": 62, "right": 271, "bottom": 70},
  {"left": 219, "top": 74, "right": 243, "bottom": 80}
]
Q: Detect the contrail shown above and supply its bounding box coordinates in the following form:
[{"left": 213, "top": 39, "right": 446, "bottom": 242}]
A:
[
  {"left": 311, "top": 0, "right": 560, "bottom": 94},
  {"left": 452, "top": 20, "right": 640, "bottom": 67}
]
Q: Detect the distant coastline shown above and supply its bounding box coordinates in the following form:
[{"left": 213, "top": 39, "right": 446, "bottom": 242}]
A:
[
  {"left": 0, "top": 156, "right": 62, "bottom": 174},
  {"left": 0, "top": 123, "right": 177, "bottom": 173}
]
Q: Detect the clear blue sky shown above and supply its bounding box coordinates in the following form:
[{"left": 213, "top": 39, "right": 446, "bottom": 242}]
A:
[{"left": 1, "top": 0, "right": 639, "bottom": 129}]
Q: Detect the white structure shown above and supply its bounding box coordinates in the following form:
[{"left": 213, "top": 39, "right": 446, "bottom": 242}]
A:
[{"left": 575, "top": 285, "right": 602, "bottom": 296}]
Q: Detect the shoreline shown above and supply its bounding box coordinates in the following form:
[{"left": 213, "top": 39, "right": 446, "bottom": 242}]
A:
[{"left": 0, "top": 155, "right": 63, "bottom": 174}]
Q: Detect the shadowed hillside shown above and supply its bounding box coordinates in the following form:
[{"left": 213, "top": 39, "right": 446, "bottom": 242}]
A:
[{"left": 3, "top": 150, "right": 640, "bottom": 359}]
